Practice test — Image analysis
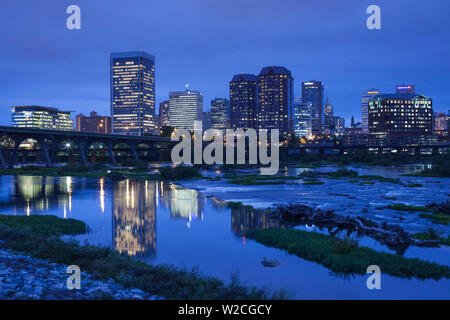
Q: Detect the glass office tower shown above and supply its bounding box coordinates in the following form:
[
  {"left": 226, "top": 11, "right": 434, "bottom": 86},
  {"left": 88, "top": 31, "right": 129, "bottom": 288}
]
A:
[
  {"left": 168, "top": 89, "right": 203, "bottom": 131},
  {"left": 110, "top": 51, "right": 155, "bottom": 135},
  {"left": 302, "top": 81, "right": 324, "bottom": 136},
  {"left": 257, "top": 66, "right": 294, "bottom": 138},
  {"left": 229, "top": 74, "right": 258, "bottom": 130},
  {"left": 362, "top": 89, "right": 381, "bottom": 133},
  {"left": 210, "top": 98, "right": 230, "bottom": 134},
  {"left": 293, "top": 97, "right": 312, "bottom": 138}
]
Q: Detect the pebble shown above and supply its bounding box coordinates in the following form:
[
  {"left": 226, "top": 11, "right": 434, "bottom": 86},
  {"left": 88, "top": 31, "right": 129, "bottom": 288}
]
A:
[{"left": 0, "top": 248, "right": 164, "bottom": 300}]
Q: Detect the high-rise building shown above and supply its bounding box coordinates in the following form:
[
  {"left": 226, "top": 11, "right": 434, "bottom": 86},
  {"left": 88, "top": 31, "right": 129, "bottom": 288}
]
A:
[
  {"left": 210, "top": 98, "right": 230, "bottom": 133},
  {"left": 159, "top": 100, "right": 170, "bottom": 127},
  {"left": 368, "top": 94, "right": 433, "bottom": 135},
  {"left": 302, "top": 81, "right": 324, "bottom": 135},
  {"left": 333, "top": 116, "right": 345, "bottom": 135},
  {"left": 229, "top": 74, "right": 258, "bottom": 130},
  {"left": 293, "top": 97, "right": 312, "bottom": 138},
  {"left": 76, "top": 111, "right": 111, "bottom": 134},
  {"left": 323, "top": 99, "right": 334, "bottom": 127},
  {"left": 362, "top": 89, "right": 381, "bottom": 133},
  {"left": 11, "top": 106, "right": 74, "bottom": 131},
  {"left": 396, "top": 84, "right": 415, "bottom": 95},
  {"left": 433, "top": 112, "right": 448, "bottom": 135},
  {"left": 202, "top": 111, "right": 212, "bottom": 130},
  {"left": 168, "top": 89, "right": 203, "bottom": 130},
  {"left": 257, "top": 66, "right": 294, "bottom": 137},
  {"left": 111, "top": 51, "right": 155, "bottom": 135}
]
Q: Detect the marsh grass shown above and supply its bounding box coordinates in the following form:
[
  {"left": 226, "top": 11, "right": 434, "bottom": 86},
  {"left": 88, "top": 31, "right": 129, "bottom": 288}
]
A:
[{"left": 245, "top": 228, "right": 450, "bottom": 280}]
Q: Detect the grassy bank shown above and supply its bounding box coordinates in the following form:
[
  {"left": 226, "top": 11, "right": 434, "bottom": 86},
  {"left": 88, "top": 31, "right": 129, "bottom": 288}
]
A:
[
  {"left": 0, "top": 214, "right": 286, "bottom": 300},
  {"left": 387, "top": 204, "right": 432, "bottom": 212},
  {"left": 245, "top": 229, "right": 450, "bottom": 280},
  {"left": 411, "top": 229, "right": 450, "bottom": 246},
  {"left": 225, "top": 174, "right": 300, "bottom": 186},
  {"left": 405, "top": 163, "right": 450, "bottom": 178}
]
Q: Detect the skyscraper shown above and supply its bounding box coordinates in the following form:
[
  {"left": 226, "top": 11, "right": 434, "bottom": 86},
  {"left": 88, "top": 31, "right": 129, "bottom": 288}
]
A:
[
  {"left": 362, "top": 89, "right": 381, "bottom": 133},
  {"left": 168, "top": 89, "right": 203, "bottom": 130},
  {"left": 202, "top": 111, "right": 212, "bottom": 130},
  {"left": 396, "top": 84, "right": 415, "bottom": 95},
  {"left": 229, "top": 74, "right": 258, "bottom": 130},
  {"left": 293, "top": 97, "right": 312, "bottom": 138},
  {"left": 323, "top": 99, "right": 334, "bottom": 133},
  {"left": 257, "top": 66, "right": 294, "bottom": 137},
  {"left": 111, "top": 51, "right": 155, "bottom": 135},
  {"left": 302, "top": 81, "right": 324, "bottom": 136},
  {"left": 210, "top": 98, "right": 230, "bottom": 133},
  {"left": 159, "top": 100, "right": 170, "bottom": 127},
  {"left": 369, "top": 94, "right": 433, "bottom": 135}
]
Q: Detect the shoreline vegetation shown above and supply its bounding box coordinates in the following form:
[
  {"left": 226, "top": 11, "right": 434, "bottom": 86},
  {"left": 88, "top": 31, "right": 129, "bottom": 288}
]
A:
[
  {"left": 0, "top": 215, "right": 288, "bottom": 300},
  {"left": 245, "top": 228, "right": 450, "bottom": 280}
]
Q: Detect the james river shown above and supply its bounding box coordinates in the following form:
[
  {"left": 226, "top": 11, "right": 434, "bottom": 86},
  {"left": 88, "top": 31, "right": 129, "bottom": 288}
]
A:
[{"left": 0, "top": 164, "right": 449, "bottom": 299}]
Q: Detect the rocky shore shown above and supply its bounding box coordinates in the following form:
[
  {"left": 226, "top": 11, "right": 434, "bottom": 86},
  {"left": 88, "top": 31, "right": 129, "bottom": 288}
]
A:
[{"left": 0, "top": 247, "right": 164, "bottom": 300}]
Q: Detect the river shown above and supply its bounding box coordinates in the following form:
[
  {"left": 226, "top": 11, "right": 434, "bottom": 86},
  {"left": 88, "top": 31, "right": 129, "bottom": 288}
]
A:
[{"left": 0, "top": 164, "right": 448, "bottom": 299}]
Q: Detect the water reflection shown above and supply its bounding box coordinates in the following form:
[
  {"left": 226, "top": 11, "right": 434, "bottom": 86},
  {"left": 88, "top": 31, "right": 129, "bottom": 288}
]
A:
[{"left": 112, "top": 179, "right": 156, "bottom": 258}]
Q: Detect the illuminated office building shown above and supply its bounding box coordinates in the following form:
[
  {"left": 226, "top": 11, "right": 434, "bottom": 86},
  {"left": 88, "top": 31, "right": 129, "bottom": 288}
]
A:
[
  {"left": 302, "top": 81, "right": 324, "bottom": 135},
  {"left": 168, "top": 89, "right": 203, "bottom": 131},
  {"left": 362, "top": 89, "right": 381, "bottom": 133},
  {"left": 293, "top": 97, "right": 312, "bottom": 138},
  {"left": 202, "top": 111, "right": 212, "bottom": 130},
  {"left": 433, "top": 112, "right": 448, "bottom": 135},
  {"left": 257, "top": 66, "right": 294, "bottom": 138},
  {"left": 210, "top": 98, "right": 230, "bottom": 133},
  {"left": 76, "top": 111, "right": 111, "bottom": 134},
  {"left": 11, "top": 106, "right": 74, "bottom": 131},
  {"left": 229, "top": 74, "right": 258, "bottom": 130},
  {"left": 159, "top": 100, "right": 170, "bottom": 127},
  {"left": 368, "top": 94, "right": 433, "bottom": 135},
  {"left": 110, "top": 51, "right": 155, "bottom": 135}
]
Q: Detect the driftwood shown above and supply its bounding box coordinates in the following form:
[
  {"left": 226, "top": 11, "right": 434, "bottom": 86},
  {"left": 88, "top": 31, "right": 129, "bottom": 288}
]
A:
[{"left": 268, "top": 203, "right": 440, "bottom": 255}]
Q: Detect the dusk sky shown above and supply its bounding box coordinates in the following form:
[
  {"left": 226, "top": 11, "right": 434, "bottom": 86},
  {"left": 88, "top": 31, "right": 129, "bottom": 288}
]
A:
[{"left": 1, "top": 0, "right": 449, "bottom": 126}]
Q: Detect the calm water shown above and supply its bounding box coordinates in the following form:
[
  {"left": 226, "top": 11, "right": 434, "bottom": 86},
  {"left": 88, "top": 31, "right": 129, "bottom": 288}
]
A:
[{"left": 0, "top": 169, "right": 448, "bottom": 299}]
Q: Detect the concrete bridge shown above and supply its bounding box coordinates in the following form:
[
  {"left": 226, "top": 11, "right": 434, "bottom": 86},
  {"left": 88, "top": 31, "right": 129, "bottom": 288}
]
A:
[{"left": 0, "top": 126, "right": 175, "bottom": 168}]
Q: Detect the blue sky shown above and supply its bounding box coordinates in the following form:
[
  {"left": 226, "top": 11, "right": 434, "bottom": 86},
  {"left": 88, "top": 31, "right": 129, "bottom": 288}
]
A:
[{"left": 0, "top": 0, "right": 449, "bottom": 126}]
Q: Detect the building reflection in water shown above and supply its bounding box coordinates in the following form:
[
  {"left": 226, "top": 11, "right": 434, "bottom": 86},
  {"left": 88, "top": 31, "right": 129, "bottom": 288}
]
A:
[
  {"left": 231, "top": 207, "right": 279, "bottom": 237},
  {"left": 8, "top": 176, "right": 73, "bottom": 216},
  {"left": 112, "top": 179, "right": 156, "bottom": 258}
]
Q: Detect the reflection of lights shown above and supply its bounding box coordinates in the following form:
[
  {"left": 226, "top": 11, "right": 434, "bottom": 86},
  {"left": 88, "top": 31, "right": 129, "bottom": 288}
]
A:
[
  {"left": 66, "top": 177, "right": 72, "bottom": 212},
  {"left": 26, "top": 199, "right": 30, "bottom": 216},
  {"left": 242, "top": 236, "right": 246, "bottom": 246},
  {"left": 99, "top": 178, "right": 105, "bottom": 213},
  {"left": 126, "top": 179, "right": 130, "bottom": 207},
  {"left": 64, "top": 204, "right": 67, "bottom": 219}
]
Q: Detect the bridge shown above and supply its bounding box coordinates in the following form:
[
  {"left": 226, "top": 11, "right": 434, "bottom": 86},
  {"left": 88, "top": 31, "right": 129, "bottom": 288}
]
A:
[
  {"left": 290, "top": 141, "right": 450, "bottom": 156},
  {"left": 0, "top": 126, "right": 175, "bottom": 168}
]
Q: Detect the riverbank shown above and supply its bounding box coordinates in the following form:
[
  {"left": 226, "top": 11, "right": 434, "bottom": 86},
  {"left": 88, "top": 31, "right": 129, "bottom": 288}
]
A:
[
  {"left": 0, "top": 215, "right": 287, "bottom": 300},
  {"left": 0, "top": 247, "right": 160, "bottom": 300}
]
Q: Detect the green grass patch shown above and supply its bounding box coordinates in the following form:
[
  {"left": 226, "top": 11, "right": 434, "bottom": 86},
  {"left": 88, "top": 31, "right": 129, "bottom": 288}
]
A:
[
  {"left": 387, "top": 204, "right": 432, "bottom": 212},
  {"left": 407, "top": 183, "right": 423, "bottom": 188},
  {"left": 418, "top": 213, "right": 450, "bottom": 225},
  {"left": 405, "top": 163, "right": 450, "bottom": 178},
  {"left": 246, "top": 229, "right": 450, "bottom": 280},
  {"left": 226, "top": 174, "right": 300, "bottom": 185},
  {"left": 411, "top": 232, "right": 450, "bottom": 246},
  {"left": 0, "top": 214, "right": 86, "bottom": 236},
  {"left": 302, "top": 181, "right": 324, "bottom": 185}
]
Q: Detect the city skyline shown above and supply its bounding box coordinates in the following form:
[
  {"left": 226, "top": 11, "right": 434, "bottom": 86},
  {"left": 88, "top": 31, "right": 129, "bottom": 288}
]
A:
[{"left": 1, "top": 1, "right": 450, "bottom": 127}]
